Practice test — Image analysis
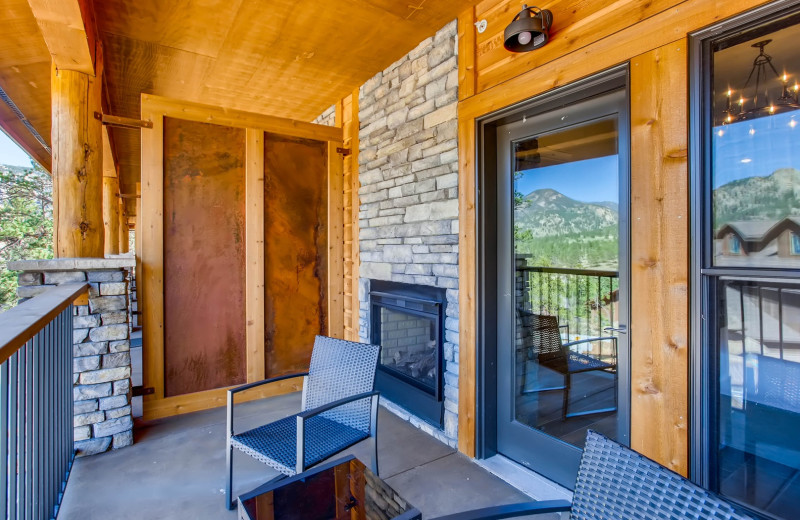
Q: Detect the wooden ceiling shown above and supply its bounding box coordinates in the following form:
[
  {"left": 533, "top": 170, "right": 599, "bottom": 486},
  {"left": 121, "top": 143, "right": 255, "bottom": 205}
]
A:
[
  {"left": 0, "top": 0, "right": 52, "bottom": 171},
  {"left": 0, "top": 0, "right": 476, "bottom": 217}
]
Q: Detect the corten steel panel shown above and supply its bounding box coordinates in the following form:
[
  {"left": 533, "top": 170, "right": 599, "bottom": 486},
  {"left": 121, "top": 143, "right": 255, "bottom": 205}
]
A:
[
  {"left": 163, "top": 117, "right": 247, "bottom": 396},
  {"left": 264, "top": 133, "right": 328, "bottom": 377}
]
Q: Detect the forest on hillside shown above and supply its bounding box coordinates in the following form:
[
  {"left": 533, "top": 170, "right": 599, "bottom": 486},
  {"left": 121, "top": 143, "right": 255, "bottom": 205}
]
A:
[{"left": 0, "top": 163, "right": 52, "bottom": 311}]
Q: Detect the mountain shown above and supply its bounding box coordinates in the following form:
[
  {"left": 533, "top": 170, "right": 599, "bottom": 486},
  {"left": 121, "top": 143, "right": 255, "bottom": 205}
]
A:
[
  {"left": 713, "top": 168, "right": 800, "bottom": 227},
  {"left": 516, "top": 188, "right": 618, "bottom": 237}
]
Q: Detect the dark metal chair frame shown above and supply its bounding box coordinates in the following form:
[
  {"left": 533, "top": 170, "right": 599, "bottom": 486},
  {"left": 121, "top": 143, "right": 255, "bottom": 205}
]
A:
[
  {"left": 432, "top": 430, "right": 757, "bottom": 520},
  {"left": 518, "top": 311, "right": 618, "bottom": 420},
  {"left": 225, "top": 335, "right": 381, "bottom": 510}
]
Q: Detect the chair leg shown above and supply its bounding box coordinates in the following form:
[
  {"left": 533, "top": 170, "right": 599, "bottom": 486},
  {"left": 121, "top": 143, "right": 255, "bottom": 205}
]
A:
[
  {"left": 562, "top": 374, "right": 571, "bottom": 421},
  {"left": 226, "top": 443, "right": 234, "bottom": 510},
  {"left": 371, "top": 435, "right": 379, "bottom": 476}
]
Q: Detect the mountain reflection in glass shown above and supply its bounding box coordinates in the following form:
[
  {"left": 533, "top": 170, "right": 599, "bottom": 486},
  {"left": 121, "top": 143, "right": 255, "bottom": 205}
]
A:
[
  {"left": 712, "top": 22, "right": 800, "bottom": 269},
  {"left": 711, "top": 18, "right": 800, "bottom": 519},
  {"left": 511, "top": 117, "right": 620, "bottom": 447}
]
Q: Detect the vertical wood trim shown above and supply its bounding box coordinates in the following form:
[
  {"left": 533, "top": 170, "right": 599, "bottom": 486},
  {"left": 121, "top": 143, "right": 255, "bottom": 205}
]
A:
[
  {"left": 103, "top": 176, "right": 120, "bottom": 255},
  {"left": 457, "top": 115, "right": 477, "bottom": 457},
  {"left": 328, "top": 139, "right": 345, "bottom": 339},
  {"left": 246, "top": 128, "right": 266, "bottom": 382},
  {"left": 349, "top": 89, "right": 360, "bottom": 342},
  {"left": 140, "top": 97, "right": 165, "bottom": 401},
  {"left": 629, "top": 40, "right": 689, "bottom": 475},
  {"left": 458, "top": 7, "right": 477, "bottom": 101}
]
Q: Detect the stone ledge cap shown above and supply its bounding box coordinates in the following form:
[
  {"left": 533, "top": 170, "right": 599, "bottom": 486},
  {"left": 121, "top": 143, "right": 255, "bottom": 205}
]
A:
[{"left": 8, "top": 258, "right": 135, "bottom": 272}]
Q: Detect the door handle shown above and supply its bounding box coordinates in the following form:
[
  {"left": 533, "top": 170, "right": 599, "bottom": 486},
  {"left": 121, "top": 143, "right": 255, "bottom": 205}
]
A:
[{"left": 604, "top": 326, "right": 627, "bottom": 334}]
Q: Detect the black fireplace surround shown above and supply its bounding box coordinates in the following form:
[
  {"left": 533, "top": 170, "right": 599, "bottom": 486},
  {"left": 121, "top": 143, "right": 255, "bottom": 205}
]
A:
[{"left": 370, "top": 280, "right": 446, "bottom": 428}]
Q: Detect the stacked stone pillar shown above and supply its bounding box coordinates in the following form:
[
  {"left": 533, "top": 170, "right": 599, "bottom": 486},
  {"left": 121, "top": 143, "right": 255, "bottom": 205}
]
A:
[{"left": 11, "top": 258, "right": 135, "bottom": 456}]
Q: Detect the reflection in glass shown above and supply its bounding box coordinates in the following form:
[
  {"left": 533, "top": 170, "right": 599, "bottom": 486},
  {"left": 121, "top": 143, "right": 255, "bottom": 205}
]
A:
[
  {"left": 717, "top": 279, "right": 800, "bottom": 518},
  {"left": 512, "top": 117, "right": 620, "bottom": 448},
  {"left": 712, "top": 23, "right": 800, "bottom": 268}
]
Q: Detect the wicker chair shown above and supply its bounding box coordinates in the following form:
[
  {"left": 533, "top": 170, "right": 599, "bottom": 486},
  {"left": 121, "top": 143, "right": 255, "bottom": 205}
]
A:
[
  {"left": 432, "top": 430, "right": 757, "bottom": 520},
  {"left": 517, "top": 311, "right": 617, "bottom": 420},
  {"left": 225, "top": 335, "right": 381, "bottom": 510}
]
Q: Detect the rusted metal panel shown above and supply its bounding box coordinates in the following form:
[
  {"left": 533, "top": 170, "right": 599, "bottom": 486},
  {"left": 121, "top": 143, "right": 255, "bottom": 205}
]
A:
[
  {"left": 163, "top": 117, "right": 246, "bottom": 396},
  {"left": 264, "top": 133, "right": 328, "bottom": 377}
]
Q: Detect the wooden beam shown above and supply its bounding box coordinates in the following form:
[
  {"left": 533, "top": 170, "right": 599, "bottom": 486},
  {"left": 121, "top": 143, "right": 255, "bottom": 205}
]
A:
[
  {"left": 140, "top": 98, "right": 165, "bottom": 401},
  {"left": 245, "top": 128, "right": 265, "bottom": 383},
  {"left": 457, "top": 7, "right": 477, "bottom": 101},
  {"left": 98, "top": 113, "right": 154, "bottom": 129},
  {"left": 457, "top": 114, "right": 477, "bottom": 457},
  {"left": 27, "top": 0, "right": 95, "bottom": 74},
  {"left": 630, "top": 41, "right": 689, "bottom": 476},
  {"left": 119, "top": 196, "right": 129, "bottom": 254},
  {"left": 141, "top": 94, "right": 343, "bottom": 144},
  {"left": 103, "top": 175, "right": 120, "bottom": 255},
  {"left": 328, "top": 138, "right": 345, "bottom": 340}
]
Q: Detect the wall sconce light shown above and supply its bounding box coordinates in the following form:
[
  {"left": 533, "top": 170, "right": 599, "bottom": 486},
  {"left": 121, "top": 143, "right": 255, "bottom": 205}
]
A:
[{"left": 503, "top": 5, "right": 553, "bottom": 52}]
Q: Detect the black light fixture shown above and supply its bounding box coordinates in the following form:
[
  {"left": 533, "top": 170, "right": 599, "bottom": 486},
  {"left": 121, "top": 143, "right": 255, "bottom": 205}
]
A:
[
  {"left": 503, "top": 5, "right": 553, "bottom": 53},
  {"left": 722, "top": 39, "right": 800, "bottom": 124}
]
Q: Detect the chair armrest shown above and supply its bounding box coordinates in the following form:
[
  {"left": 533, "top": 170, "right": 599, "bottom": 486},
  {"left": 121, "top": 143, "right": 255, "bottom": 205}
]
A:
[
  {"left": 226, "top": 372, "right": 308, "bottom": 437},
  {"left": 228, "top": 372, "right": 308, "bottom": 396},
  {"left": 297, "top": 390, "right": 381, "bottom": 420},
  {"left": 563, "top": 336, "right": 616, "bottom": 347},
  {"left": 430, "top": 500, "right": 572, "bottom": 520},
  {"left": 295, "top": 391, "right": 380, "bottom": 474}
]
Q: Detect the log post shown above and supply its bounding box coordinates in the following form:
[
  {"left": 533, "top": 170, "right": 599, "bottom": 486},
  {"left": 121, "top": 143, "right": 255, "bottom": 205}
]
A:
[
  {"left": 51, "top": 62, "right": 104, "bottom": 257},
  {"left": 119, "top": 198, "right": 129, "bottom": 254},
  {"left": 103, "top": 175, "right": 120, "bottom": 255}
]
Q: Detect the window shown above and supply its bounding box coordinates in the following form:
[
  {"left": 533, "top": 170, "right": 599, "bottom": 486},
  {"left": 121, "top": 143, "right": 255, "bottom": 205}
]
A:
[
  {"left": 693, "top": 7, "right": 800, "bottom": 520},
  {"left": 729, "top": 234, "right": 741, "bottom": 255}
]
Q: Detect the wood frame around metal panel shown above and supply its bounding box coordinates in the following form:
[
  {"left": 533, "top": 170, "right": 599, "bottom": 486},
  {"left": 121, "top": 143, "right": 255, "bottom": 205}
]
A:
[
  {"left": 140, "top": 94, "right": 344, "bottom": 420},
  {"left": 456, "top": 0, "right": 768, "bottom": 470}
]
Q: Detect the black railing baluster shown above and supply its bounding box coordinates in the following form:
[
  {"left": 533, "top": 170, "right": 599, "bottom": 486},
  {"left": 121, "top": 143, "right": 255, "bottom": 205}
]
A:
[
  {"left": 0, "top": 360, "right": 7, "bottom": 518},
  {"left": 9, "top": 351, "right": 18, "bottom": 520},
  {"left": 0, "top": 285, "right": 86, "bottom": 520}
]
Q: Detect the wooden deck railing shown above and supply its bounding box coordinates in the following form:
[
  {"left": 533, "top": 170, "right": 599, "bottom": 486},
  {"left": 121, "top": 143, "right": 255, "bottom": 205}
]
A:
[{"left": 0, "top": 283, "right": 87, "bottom": 519}]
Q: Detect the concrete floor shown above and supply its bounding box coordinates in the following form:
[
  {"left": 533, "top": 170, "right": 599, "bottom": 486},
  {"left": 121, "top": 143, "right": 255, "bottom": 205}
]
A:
[{"left": 58, "top": 393, "right": 563, "bottom": 519}]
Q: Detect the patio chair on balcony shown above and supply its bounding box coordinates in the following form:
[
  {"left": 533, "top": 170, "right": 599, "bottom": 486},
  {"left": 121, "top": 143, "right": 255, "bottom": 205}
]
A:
[
  {"left": 225, "top": 335, "right": 381, "bottom": 509},
  {"left": 517, "top": 310, "right": 617, "bottom": 420}
]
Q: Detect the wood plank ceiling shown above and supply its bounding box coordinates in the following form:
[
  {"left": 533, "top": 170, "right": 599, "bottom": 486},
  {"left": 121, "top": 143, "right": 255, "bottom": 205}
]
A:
[{"left": 0, "top": 0, "right": 476, "bottom": 217}]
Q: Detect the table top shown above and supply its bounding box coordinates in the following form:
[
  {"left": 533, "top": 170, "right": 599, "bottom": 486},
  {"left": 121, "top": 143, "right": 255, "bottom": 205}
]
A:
[{"left": 238, "top": 456, "right": 421, "bottom": 520}]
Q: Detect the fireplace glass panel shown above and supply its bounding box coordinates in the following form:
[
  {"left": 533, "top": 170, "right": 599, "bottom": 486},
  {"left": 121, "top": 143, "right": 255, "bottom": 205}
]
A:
[{"left": 378, "top": 307, "right": 437, "bottom": 392}]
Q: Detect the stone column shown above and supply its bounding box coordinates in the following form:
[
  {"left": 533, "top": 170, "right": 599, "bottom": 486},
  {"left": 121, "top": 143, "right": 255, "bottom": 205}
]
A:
[{"left": 11, "top": 258, "right": 135, "bottom": 456}]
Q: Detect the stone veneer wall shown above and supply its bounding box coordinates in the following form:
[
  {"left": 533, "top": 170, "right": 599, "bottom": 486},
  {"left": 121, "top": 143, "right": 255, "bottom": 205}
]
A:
[
  {"left": 11, "top": 258, "right": 135, "bottom": 456},
  {"left": 312, "top": 105, "right": 336, "bottom": 127},
  {"left": 356, "top": 20, "right": 459, "bottom": 445}
]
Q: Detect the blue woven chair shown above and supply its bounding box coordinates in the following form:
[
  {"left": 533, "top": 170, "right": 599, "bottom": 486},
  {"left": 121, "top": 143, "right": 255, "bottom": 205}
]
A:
[
  {"left": 432, "top": 430, "right": 757, "bottom": 520},
  {"left": 225, "top": 335, "right": 381, "bottom": 510}
]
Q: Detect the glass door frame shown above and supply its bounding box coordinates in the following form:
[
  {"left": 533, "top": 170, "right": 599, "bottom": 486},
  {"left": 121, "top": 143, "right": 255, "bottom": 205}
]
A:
[
  {"left": 689, "top": 1, "right": 800, "bottom": 515},
  {"left": 475, "top": 66, "right": 632, "bottom": 488}
]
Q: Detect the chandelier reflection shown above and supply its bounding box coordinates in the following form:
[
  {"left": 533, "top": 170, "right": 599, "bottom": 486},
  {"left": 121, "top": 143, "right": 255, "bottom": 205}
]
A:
[{"left": 722, "top": 39, "right": 800, "bottom": 124}]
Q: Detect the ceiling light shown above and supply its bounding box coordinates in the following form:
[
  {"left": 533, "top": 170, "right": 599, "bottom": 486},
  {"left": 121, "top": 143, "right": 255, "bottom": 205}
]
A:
[{"left": 503, "top": 5, "right": 553, "bottom": 53}]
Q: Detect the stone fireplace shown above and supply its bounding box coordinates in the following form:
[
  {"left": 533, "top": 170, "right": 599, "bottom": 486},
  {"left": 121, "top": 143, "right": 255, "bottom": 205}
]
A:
[
  {"left": 353, "top": 20, "right": 460, "bottom": 446},
  {"left": 371, "top": 280, "right": 445, "bottom": 427}
]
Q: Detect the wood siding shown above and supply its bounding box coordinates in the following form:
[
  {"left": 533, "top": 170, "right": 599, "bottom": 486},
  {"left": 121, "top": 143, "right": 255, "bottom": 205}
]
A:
[{"left": 457, "top": 0, "right": 768, "bottom": 472}]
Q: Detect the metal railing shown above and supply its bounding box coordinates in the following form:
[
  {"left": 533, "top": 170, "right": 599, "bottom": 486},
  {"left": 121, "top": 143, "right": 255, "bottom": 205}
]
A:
[
  {"left": 0, "top": 283, "right": 87, "bottom": 519},
  {"left": 518, "top": 266, "right": 619, "bottom": 339}
]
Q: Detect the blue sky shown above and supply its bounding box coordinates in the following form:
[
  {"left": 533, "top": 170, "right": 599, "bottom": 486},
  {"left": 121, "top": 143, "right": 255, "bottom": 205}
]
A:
[
  {"left": 0, "top": 131, "right": 33, "bottom": 167},
  {"left": 713, "top": 109, "right": 800, "bottom": 188},
  {"left": 515, "top": 155, "right": 619, "bottom": 204}
]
